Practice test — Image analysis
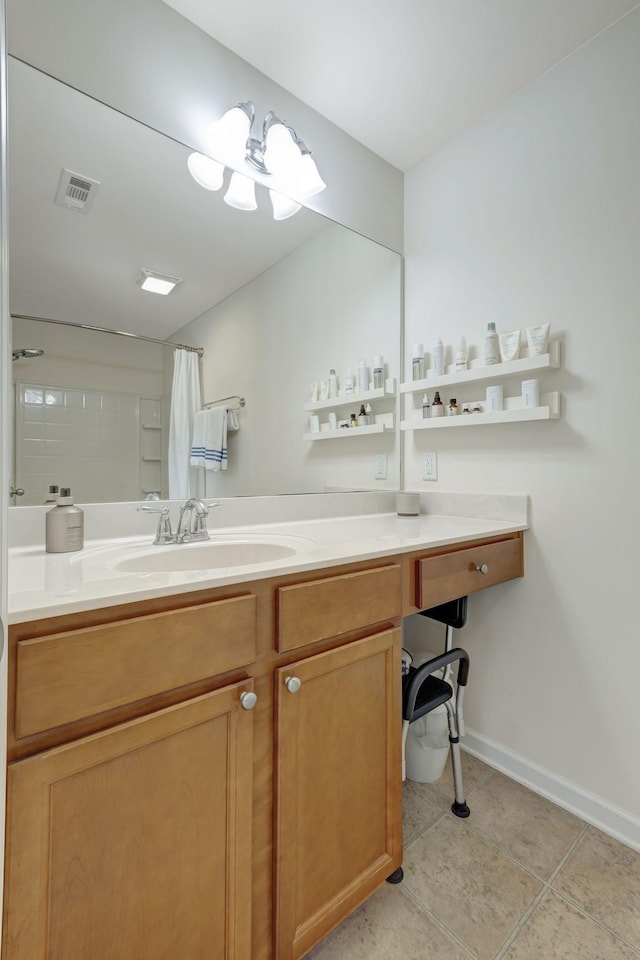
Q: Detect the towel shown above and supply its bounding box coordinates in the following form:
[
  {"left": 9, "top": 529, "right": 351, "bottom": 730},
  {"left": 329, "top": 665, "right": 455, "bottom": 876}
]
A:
[{"left": 190, "top": 407, "right": 239, "bottom": 471}]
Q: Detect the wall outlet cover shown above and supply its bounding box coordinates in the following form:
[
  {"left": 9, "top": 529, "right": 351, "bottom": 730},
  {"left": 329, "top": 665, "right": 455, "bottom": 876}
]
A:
[
  {"left": 423, "top": 451, "right": 437, "bottom": 481},
  {"left": 375, "top": 453, "right": 388, "bottom": 480}
]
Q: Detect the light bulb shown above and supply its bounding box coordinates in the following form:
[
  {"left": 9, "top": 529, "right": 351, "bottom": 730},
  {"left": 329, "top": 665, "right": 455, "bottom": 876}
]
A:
[
  {"left": 296, "top": 153, "right": 326, "bottom": 198},
  {"left": 224, "top": 172, "right": 257, "bottom": 211},
  {"left": 187, "top": 152, "right": 225, "bottom": 190},
  {"left": 269, "top": 190, "right": 302, "bottom": 221},
  {"left": 208, "top": 105, "right": 252, "bottom": 166},
  {"left": 264, "top": 122, "right": 301, "bottom": 179}
]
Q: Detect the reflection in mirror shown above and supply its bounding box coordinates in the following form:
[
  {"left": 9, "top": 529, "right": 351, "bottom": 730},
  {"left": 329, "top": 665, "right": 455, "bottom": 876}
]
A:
[{"left": 9, "top": 60, "right": 401, "bottom": 505}]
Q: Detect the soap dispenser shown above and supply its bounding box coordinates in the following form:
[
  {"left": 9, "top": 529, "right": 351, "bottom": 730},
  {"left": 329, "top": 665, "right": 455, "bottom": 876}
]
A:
[{"left": 46, "top": 487, "right": 84, "bottom": 553}]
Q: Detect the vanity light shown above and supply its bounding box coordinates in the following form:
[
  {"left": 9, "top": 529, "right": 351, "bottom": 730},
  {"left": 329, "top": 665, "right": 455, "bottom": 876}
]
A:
[
  {"left": 187, "top": 100, "right": 325, "bottom": 220},
  {"left": 269, "top": 190, "right": 302, "bottom": 221},
  {"left": 136, "top": 269, "right": 183, "bottom": 295},
  {"left": 224, "top": 171, "right": 258, "bottom": 211}
]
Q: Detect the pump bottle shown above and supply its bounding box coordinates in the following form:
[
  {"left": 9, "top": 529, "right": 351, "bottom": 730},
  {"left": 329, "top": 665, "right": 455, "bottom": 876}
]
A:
[{"left": 46, "top": 488, "right": 84, "bottom": 553}]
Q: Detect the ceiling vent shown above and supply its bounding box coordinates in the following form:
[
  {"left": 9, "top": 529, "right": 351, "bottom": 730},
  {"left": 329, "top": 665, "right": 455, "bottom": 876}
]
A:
[{"left": 55, "top": 169, "right": 101, "bottom": 213}]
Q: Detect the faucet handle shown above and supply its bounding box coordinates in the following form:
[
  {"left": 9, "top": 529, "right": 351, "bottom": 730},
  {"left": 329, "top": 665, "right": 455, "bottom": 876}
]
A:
[{"left": 137, "top": 504, "right": 173, "bottom": 544}]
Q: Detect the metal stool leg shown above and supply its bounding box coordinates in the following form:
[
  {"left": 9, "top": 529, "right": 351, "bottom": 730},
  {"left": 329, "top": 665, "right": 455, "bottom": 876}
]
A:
[{"left": 445, "top": 699, "right": 470, "bottom": 818}]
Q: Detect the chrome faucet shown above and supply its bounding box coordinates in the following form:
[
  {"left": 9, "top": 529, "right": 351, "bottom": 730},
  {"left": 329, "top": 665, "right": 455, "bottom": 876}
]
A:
[{"left": 138, "top": 499, "right": 222, "bottom": 545}]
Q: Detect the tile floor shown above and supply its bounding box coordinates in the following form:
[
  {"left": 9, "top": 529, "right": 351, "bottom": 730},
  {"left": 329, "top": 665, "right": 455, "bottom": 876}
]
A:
[{"left": 306, "top": 754, "right": 640, "bottom": 960}]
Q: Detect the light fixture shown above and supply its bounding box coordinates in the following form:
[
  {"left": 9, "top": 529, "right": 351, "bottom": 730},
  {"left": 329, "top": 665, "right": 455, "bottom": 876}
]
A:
[
  {"left": 224, "top": 172, "right": 258, "bottom": 211},
  {"left": 187, "top": 101, "right": 325, "bottom": 219},
  {"left": 136, "top": 269, "right": 183, "bottom": 296}
]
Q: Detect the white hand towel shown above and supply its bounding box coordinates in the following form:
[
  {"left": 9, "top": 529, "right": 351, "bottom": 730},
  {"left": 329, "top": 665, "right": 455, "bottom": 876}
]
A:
[{"left": 190, "top": 407, "right": 237, "bottom": 471}]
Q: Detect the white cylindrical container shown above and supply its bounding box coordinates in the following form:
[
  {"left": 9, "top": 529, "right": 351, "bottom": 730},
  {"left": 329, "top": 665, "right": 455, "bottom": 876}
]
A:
[
  {"left": 309, "top": 415, "right": 320, "bottom": 433},
  {"left": 522, "top": 378, "right": 540, "bottom": 408},
  {"left": 344, "top": 368, "right": 354, "bottom": 394},
  {"left": 396, "top": 492, "right": 420, "bottom": 516},
  {"left": 432, "top": 337, "right": 444, "bottom": 376},
  {"left": 328, "top": 369, "right": 338, "bottom": 398},
  {"left": 45, "top": 488, "right": 84, "bottom": 553},
  {"left": 486, "top": 385, "right": 504, "bottom": 411},
  {"left": 455, "top": 336, "right": 467, "bottom": 372},
  {"left": 328, "top": 412, "right": 338, "bottom": 430},
  {"left": 485, "top": 322, "right": 500, "bottom": 365},
  {"left": 358, "top": 359, "right": 369, "bottom": 392}
]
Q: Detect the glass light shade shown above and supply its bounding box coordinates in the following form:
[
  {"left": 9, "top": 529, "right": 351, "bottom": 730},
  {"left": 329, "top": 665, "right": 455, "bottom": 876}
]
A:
[
  {"left": 208, "top": 106, "right": 251, "bottom": 166},
  {"left": 263, "top": 123, "right": 301, "bottom": 178},
  {"left": 296, "top": 153, "right": 326, "bottom": 198},
  {"left": 224, "top": 172, "right": 257, "bottom": 211},
  {"left": 187, "top": 152, "right": 225, "bottom": 190},
  {"left": 269, "top": 190, "right": 302, "bottom": 221}
]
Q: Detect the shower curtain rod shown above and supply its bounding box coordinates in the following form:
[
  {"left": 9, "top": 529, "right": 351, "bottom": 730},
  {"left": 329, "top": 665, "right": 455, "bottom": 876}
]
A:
[{"left": 10, "top": 314, "right": 205, "bottom": 357}]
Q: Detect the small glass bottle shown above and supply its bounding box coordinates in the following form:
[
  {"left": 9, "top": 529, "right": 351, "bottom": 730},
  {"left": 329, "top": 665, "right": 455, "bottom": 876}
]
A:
[
  {"left": 350, "top": 413, "right": 358, "bottom": 427},
  {"left": 447, "top": 398, "right": 460, "bottom": 416},
  {"left": 422, "top": 393, "right": 430, "bottom": 418},
  {"left": 412, "top": 343, "right": 425, "bottom": 381},
  {"left": 364, "top": 402, "right": 373, "bottom": 421},
  {"left": 431, "top": 391, "right": 444, "bottom": 417},
  {"left": 358, "top": 403, "right": 368, "bottom": 426}
]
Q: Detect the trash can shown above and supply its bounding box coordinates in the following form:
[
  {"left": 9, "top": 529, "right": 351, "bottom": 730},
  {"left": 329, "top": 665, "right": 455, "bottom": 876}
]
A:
[{"left": 404, "top": 650, "right": 450, "bottom": 783}]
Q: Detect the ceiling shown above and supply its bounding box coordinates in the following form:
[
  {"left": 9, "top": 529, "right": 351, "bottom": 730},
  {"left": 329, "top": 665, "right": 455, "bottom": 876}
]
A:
[{"left": 163, "top": 0, "right": 639, "bottom": 171}]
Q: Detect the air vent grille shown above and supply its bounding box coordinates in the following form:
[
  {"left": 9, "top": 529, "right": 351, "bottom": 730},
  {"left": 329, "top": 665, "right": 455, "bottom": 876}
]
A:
[{"left": 55, "top": 168, "right": 101, "bottom": 213}]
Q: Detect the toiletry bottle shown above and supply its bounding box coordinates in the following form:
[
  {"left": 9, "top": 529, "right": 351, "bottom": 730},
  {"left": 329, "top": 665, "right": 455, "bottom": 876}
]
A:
[
  {"left": 455, "top": 336, "right": 468, "bottom": 372},
  {"left": 358, "top": 403, "right": 368, "bottom": 426},
  {"left": 432, "top": 337, "right": 445, "bottom": 376},
  {"left": 350, "top": 413, "right": 358, "bottom": 428},
  {"left": 328, "top": 369, "right": 338, "bottom": 398},
  {"left": 46, "top": 487, "right": 84, "bottom": 553},
  {"left": 447, "top": 398, "right": 460, "bottom": 416},
  {"left": 431, "top": 391, "right": 444, "bottom": 417},
  {"left": 358, "top": 359, "right": 369, "bottom": 393},
  {"left": 373, "top": 356, "right": 384, "bottom": 390},
  {"left": 422, "top": 393, "right": 430, "bottom": 418},
  {"left": 365, "top": 402, "right": 373, "bottom": 422},
  {"left": 412, "top": 343, "right": 425, "bottom": 381},
  {"left": 485, "top": 322, "right": 500, "bottom": 365},
  {"left": 344, "top": 368, "right": 354, "bottom": 394}
]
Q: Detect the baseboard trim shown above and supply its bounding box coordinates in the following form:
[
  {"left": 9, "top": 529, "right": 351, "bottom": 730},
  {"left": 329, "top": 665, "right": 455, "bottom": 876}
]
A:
[{"left": 463, "top": 728, "right": 640, "bottom": 852}]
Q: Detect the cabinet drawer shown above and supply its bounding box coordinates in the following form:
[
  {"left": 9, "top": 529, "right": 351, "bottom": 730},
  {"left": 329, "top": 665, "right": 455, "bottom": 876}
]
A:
[
  {"left": 416, "top": 536, "right": 523, "bottom": 611},
  {"left": 15, "top": 595, "right": 257, "bottom": 738},
  {"left": 277, "top": 564, "right": 402, "bottom": 653}
]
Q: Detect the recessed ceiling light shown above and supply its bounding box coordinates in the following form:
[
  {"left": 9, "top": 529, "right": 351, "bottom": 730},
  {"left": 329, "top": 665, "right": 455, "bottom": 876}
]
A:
[{"left": 136, "top": 269, "right": 183, "bottom": 295}]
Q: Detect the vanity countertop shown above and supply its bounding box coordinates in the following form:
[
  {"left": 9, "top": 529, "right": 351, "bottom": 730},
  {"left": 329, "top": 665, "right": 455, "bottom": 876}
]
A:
[{"left": 9, "top": 508, "right": 528, "bottom": 624}]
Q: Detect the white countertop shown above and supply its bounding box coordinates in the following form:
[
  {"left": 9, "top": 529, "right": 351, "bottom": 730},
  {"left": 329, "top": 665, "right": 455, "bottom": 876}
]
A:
[{"left": 9, "top": 504, "right": 528, "bottom": 623}]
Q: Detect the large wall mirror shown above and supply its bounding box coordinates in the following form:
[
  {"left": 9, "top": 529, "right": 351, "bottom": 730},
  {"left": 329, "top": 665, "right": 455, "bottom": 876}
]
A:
[{"left": 9, "top": 58, "right": 401, "bottom": 506}]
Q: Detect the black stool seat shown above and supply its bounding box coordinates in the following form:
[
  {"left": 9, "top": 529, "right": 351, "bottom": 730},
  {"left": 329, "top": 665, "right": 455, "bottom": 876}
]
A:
[{"left": 403, "top": 671, "right": 453, "bottom": 722}]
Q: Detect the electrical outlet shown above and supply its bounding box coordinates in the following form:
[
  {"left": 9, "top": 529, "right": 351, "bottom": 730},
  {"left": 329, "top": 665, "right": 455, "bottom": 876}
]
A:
[
  {"left": 374, "top": 454, "right": 388, "bottom": 480},
  {"left": 423, "top": 451, "right": 437, "bottom": 481}
]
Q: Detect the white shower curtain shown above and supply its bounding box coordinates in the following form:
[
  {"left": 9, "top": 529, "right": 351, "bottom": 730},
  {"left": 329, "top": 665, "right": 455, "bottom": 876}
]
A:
[{"left": 168, "top": 348, "right": 203, "bottom": 500}]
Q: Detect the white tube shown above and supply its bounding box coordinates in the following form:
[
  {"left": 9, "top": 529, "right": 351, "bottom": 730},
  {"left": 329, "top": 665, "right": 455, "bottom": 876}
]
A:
[
  {"left": 526, "top": 323, "right": 550, "bottom": 356},
  {"left": 499, "top": 330, "right": 521, "bottom": 362}
]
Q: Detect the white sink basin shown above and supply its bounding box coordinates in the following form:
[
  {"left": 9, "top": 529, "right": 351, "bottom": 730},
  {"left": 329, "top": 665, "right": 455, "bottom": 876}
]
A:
[{"left": 113, "top": 537, "right": 306, "bottom": 573}]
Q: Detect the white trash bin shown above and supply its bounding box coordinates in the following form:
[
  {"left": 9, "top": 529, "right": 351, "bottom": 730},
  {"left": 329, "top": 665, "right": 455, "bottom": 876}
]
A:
[{"left": 405, "top": 650, "right": 450, "bottom": 783}]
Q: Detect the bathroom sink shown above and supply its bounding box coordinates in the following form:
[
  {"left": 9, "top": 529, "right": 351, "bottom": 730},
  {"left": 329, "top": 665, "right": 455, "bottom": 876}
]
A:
[{"left": 113, "top": 537, "right": 305, "bottom": 573}]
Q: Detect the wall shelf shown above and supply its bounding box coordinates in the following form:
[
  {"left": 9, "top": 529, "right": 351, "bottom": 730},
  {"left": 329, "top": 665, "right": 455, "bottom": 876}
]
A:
[
  {"left": 304, "top": 421, "right": 394, "bottom": 441},
  {"left": 304, "top": 379, "right": 396, "bottom": 412},
  {"left": 401, "top": 392, "right": 560, "bottom": 429},
  {"left": 400, "top": 342, "right": 560, "bottom": 394}
]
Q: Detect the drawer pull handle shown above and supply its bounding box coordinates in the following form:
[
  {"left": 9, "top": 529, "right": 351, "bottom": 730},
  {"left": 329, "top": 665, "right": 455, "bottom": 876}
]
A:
[
  {"left": 285, "top": 676, "right": 302, "bottom": 694},
  {"left": 240, "top": 691, "right": 258, "bottom": 711},
  {"left": 475, "top": 563, "right": 489, "bottom": 575}
]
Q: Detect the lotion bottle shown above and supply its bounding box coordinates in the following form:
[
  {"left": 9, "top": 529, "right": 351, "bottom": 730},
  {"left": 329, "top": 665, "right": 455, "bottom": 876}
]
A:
[
  {"left": 344, "top": 368, "right": 354, "bottom": 394},
  {"left": 328, "top": 369, "right": 338, "bottom": 398},
  {"left": 485, "top": 322, "right": 500, "bottom": 365},
  {"left": 432, "top": 337, "right": 445, "bottom": 377},
  {"left": 422, "top": 393, "right": 430, "bottom": 418},
  {"left": 46, "top": 487, "right": 84, "bottom": 553},
  {"left": 431, "top": 391, "right": 444, "bottom": 417},
  {"left": 358, "top": 359, "right": 369, "bottom": 393},
  {"left": 412, "top": 344, "right": 425, "bottom": 381},
  {"left": 455, "top": 336, "right": 468, "bottom": 372},
  {"left": 373, "top": 356, "right": 384, "bottom": 390}
]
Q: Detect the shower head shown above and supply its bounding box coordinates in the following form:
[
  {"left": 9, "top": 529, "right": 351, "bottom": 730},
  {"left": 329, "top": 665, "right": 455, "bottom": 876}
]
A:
[{"left": 12, "top": 348, "right": 44, "bottom": 361}]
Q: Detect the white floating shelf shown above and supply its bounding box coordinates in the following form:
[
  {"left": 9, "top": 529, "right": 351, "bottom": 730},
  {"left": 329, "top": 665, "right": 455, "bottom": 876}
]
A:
[
  {"left": 400, "top": 342, "right": 560, "bottom": 394},
  {"left": 401, "top": 392, "right": 560, "bottom": 430},
  {"left": 304, "top": 422, "right": 394, "bottom": 441},
  {"left": 304, "top": 379, "right": 396, "bottom": 412}
]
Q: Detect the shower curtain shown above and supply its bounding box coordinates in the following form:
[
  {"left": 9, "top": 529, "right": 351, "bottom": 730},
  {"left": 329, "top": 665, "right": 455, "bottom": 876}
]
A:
[{"left": 168, "top": 348, "right": 203, "bottom": 500}]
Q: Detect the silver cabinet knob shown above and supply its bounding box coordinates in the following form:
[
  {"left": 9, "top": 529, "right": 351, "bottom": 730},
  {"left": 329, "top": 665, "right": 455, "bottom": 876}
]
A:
[
  {"left": 240, "top": 691, "right": 257, "bottom": 711},
  {"left": 10, "top": 487, "right": 24, "bottom": 497},
  {"left": 475, "top": 563, "right": 489, "bottom": 575},
  {"left": 285, "top": 676, "right": 302, "bottom": 694}
]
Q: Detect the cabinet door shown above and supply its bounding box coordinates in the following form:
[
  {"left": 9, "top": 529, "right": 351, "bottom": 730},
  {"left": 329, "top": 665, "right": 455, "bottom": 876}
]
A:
[
  {"left": 3, "top": 683, "right": 255, "bottom": 960},
  {"left": 274, "top": 629, "right": 402, "bottom": 960}
]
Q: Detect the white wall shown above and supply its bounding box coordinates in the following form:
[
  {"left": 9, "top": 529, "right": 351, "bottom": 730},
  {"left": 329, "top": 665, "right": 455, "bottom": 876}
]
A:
[
  {"left": 404, "top": 10, "right": 640, "bottom": 842},
  {"left": 172, "top": 223, "right": 401, "bottom": 496},
  {"left": 7, "top": 0, "right": 403, "bottom": 252}
]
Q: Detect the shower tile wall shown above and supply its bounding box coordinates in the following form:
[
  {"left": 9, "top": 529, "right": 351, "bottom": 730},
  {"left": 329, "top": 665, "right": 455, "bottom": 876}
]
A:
[{"left": 15, "top": 382, "right": 141, "bottom": 505}]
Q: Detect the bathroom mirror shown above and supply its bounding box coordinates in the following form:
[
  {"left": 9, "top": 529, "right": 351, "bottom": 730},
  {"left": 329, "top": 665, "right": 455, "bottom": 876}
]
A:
[{"left": 9, "top": 60, "right": 401, "bottom": 505}]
